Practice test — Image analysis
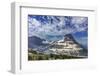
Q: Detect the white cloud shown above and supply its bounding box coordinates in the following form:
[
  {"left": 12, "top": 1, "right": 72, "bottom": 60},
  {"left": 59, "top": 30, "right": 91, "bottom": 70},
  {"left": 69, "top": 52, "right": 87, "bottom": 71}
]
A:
[
  {"left": 28, "top": 16, "right": 88, "bottom": 40},
  {"left": 71, "top": 17, "right": 86, "bottom": 24},
  {"left": 71, "top": 17, "right": 88, "bottom": 32}
]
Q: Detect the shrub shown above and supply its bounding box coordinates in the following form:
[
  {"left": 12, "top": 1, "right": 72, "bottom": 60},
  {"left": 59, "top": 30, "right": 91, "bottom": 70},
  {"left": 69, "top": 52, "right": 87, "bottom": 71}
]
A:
[{"left": 28, "top": 55, "right": 33, "bottom": 60}]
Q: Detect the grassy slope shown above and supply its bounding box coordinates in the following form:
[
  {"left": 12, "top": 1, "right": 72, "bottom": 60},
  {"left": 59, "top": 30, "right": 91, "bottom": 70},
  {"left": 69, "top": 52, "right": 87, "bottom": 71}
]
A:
[{"left": 28, "top": 51, "right": 86, "bottom": 61}]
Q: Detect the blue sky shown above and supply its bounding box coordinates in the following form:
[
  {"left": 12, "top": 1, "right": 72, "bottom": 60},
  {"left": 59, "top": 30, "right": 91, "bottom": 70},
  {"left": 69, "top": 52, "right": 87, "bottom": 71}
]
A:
[{"left": 28, "top": 15, "right": 88, "bottom": 48}]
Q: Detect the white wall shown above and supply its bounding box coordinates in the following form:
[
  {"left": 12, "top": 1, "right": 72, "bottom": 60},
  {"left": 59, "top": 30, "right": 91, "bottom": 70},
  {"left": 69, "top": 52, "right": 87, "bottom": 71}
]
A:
[{"left": 0, "top": 0, "right": 100, "bottom": 76}]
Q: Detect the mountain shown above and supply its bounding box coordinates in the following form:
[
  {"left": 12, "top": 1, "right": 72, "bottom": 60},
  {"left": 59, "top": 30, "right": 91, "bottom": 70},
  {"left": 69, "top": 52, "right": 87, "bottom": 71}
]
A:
[
  {"left": 28, "top": 36, "right": 45, "bottom": 48},
  {"left": 28, "top": 34, "right": 87, "bottom": 56},
  {"left": 28, "top": 34, "right": 74, "bottom": 49},
  {"left": 64, "top": 34, "right": 88, "bottom": 56},
  {"left": 28, "top": 36, "right": 51, "bottom": 52},
  {"left": 64, "top": 34, "right": 76, "bottom": 42}
]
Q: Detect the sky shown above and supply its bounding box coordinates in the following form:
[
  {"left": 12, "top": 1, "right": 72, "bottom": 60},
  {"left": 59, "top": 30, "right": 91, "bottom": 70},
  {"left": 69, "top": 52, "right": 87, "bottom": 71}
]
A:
[{"left": 28, "top": 15, "right": 88, "bottom": 48}]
